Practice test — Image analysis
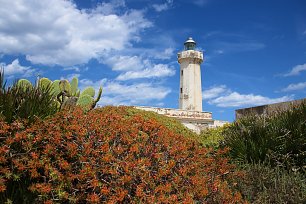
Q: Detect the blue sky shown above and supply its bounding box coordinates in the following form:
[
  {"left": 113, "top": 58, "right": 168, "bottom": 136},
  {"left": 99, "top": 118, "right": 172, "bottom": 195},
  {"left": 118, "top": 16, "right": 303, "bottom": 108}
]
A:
[{"left": 1, "top": 0, "right": 306, "bottom": 121}]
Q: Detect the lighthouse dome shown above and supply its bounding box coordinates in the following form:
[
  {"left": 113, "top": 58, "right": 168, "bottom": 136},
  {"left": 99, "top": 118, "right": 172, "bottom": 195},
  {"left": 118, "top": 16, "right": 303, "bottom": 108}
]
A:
[{"left": 184, "top": 37, "right": 196, "bottom": 50}]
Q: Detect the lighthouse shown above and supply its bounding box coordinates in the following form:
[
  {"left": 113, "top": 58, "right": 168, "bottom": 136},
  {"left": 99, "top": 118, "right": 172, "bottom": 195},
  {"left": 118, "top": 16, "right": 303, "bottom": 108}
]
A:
[
  {"left": 136, "top": 37, "right": 226, "bottom": 133},
  {"left": 178, "top": 37, "right": 204, "bottom": 112}
]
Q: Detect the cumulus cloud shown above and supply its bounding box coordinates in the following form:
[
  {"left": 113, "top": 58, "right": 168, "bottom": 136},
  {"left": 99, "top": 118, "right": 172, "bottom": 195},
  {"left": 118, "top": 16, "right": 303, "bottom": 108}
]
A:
[
  {"left": 152, "top": 0, "right": 173, "bottom": 12},
  {"left": 63, "top": 73, "right": 81, "bottom": 82},
  {"left": 209, "top": 92, "right": 293, "bottom": 107},
  {"left": 153, "top": 48, "right": 174, "bottom": 60},
  {"left": 1, "top": 59, "right": 35, "bottom": 77},
  {"left": 202, "top": 85, "right": 293, "bottom": 107},
  {"left": 283, "top": 63, "right": 306, "bottom": 77},
  {"left": 202, "top": 85, "right": 228, "bottom": 100},
  {"left": 116, "top": 64, "right": 175, "bottom": 80},
  {"left": 281, "top": 82, "right": 306, "bottom": 92},
  {"left": 100, "top": 52, "right": 175, "bottom": 81},
  {"left": 103, "top": 55, "right": 145, "bottom": 71},
  {"left": 79, "top": 78, "right": 171, "bottom": 106},
  {"left": 94, "top": 0, "right": 126, "bottom": 15},
  {"left": 0, "top": 0, "right": 152, "bottom": 66}
]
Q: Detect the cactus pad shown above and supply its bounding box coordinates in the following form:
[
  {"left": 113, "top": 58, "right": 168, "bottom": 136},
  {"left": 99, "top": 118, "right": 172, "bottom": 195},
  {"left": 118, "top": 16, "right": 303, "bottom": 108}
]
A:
[
  {"left": 80, "top": 87, "right": 95, "bottom": 97},
  {"left": 76, "top": 94, "right": 94, "bottom": 110},
  {"left": 59, "top": 79, "right": 71, "bottom": 95},
  {"left": 70, "top": 77, "right": 78, "bottom": 96},
  {"left": 17, "top": 79, "right": 32, "bottom": 90},
  {"left": 51, "top": 80, "right": 61, "bottom": 96},
  {"left": 92, "top": 86, "right": 103, "bottom": 108},
  {"left": 39, "top": 77, "right": 52, "bottom": 89}
]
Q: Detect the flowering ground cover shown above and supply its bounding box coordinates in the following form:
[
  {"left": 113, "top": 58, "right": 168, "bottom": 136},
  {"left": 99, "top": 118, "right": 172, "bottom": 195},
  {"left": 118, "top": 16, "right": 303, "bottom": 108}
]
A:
[{"left": 0, "top": 106, "right": 245, "bottom": 203}]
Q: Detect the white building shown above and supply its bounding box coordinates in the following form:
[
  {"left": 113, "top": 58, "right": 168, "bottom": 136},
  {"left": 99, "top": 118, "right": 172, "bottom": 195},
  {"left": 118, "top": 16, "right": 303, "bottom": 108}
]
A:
[
  {"left": 178, "top": 37, "right": 203, "bottom": 112},
  {"left": 136, "top": 37, "right": 228, "bottom": 133}
]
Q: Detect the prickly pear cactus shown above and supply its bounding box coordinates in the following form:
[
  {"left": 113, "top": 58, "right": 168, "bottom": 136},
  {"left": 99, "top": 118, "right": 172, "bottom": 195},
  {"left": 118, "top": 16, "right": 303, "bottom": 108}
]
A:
[
  {"left": 80, "top": 87, "right": 95, "bottom": 97},
  {"left": 76, "top": 90, "right": 80, "bottom": 97},
  {"left": 59, "top": 79, "right": 71, "bottom": 95},
  {"left": 39, "top": 77, "right": 52, "bottom": 89},
  {"left": 76, "top": 94, "right": 94, "bottom": 110},
  {"left": 93, "top": 86, "right": 103, "bottom": 108},
  {"left": 70, "top": 77, "right": 78, "bottom": 96},
  {"left": 17, "top": 79, "right": 32, "bottom": 90},
  {"left": 51, "top": 80, "right": 61, "bottom": 96},
  {"left": 61, "top": 96, "right": 78, "bottom": 110}
]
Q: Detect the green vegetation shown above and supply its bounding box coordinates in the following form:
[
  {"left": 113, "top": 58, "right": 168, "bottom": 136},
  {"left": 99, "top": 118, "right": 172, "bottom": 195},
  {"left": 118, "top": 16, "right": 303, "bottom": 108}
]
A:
[
  {"left": 223, "top": 103, "right": 306, "bottom": 173},
  {"left": 13, "top": 76, "right": 103, "bottom": 111},
  {"left": 221, "top": 103, "right": 306, "bottom": 203},
  {"left": 0, "top": 70, "right": 58, "bottom": 124},
  {"left": 236, "top": 163, "right": 305, "bottom": 203},
  {"left": 125, "top": 108, "right": 198, "bottom": 140},
  {"left": 198, "top": 126, "right": 225, "bottom": 147},
  {"left": 0, "top": 71, "right": 305, "bottom": 203}
]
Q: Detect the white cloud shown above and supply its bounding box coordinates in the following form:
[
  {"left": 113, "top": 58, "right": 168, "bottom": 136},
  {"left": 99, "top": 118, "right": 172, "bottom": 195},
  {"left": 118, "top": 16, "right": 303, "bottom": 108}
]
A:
[
  {"left": 153, "top": 48, "right": 174, "bottom": 60},
  {"left": 202, "top": 85, "right": 293, "bottom": 108},
  {"left": 101, "top": 52, "right": 175, "bottom": 80},
  {"left": 104, "top": 82, "right": 170, "bottom": 101},
  {"left": 281, "top": 82, "right": 306, "bottom": 92},
  {"left": 202, "top": 85, "right": 228, "bottom": 100},
  {"left": 79, "top": 79, "right": 170, "bottom": 106},
  {"left": 116, "top": 64, "right": 175, "bottom": 80},
  {"left": 63, "top": 73, "right": 81, "bottom": 82},
  {"left": 214, "top": 50, "right": 224, "bottom": 54},
  {"left": 63, "top": 66, "right": 81, "bottom": 72},
  {"left": 94, "top": 0, "right": 126, "bottom": 15},
  {"left": 1, "top": 59, "right": 35, "bottom": 77},
  {"left": 152, "top": 0, "right": 173, "bottom": 12},
  {"left": 283, "top": 63, "right": 306, "bottom": 77},
  {"left": 79, "top": 78, "right": 107, "bottom": 88},
  {"left": 209, "top": 92, "right": 293, "bottom": 108},
  {"left": 103, "top": 55, "right": 145, "bottom": 71},
  {"left": 0, "top": 0, "right": 152, "bottom": 66}
]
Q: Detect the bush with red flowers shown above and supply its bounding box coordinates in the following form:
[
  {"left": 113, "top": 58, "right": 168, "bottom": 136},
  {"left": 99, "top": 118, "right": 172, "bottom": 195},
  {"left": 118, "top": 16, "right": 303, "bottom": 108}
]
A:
[{"left": 0, "top": 106, "right": 245, "bottom": 203}]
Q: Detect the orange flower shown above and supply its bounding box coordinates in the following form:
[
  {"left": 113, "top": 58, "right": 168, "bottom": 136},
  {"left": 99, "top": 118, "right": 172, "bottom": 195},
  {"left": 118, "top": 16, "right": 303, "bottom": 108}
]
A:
[
  {"left": 0, "top": 184, "right": 6, "bottom": 192},
  {"left": 86, "top": 193, "right": 100, "bottom": 203}
]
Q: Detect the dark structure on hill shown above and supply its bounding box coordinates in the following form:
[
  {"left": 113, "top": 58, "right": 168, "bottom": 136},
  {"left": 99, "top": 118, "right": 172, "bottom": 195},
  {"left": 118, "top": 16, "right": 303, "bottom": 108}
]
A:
[{"left": 235, "top": 98, "right": 306, "bottom": 119}]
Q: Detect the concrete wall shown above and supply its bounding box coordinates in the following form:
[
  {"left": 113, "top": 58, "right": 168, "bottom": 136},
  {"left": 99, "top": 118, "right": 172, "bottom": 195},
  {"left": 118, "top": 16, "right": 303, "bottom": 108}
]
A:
[
  {"left": 235, "top": 98, "right": 306, "bottom": 119},
  {"left": 209, "top": 120, "right": 229, "bottom": 128},
  {"left": 135, "top": 106, "right": 228, "bottom": 134},
  {"left": 178, "top": 50, "right": 203, "bottom": 112},
  {"left": 135, "top": 106, "right": 212, "bottom": 120}
]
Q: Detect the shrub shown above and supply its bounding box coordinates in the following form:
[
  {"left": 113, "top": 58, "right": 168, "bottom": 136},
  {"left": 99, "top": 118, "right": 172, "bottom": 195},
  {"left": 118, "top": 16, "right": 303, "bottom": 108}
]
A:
[
  {"left": 126, "top": 107, "right": 198, "bottom": 141},
  {"left": 235, "top": 163, "right": 305, "bottom": 203},
  {"left": 0, "top": 106, "right": 245, "bottom": 203},
  {"left": 0, "top": 70, "right": 58, "bottom": 124},
  {"left": 198, "top": 127, "right": 225, "bottom": 148},
  {"left": 223, "top": 102, "right": 306, "bottom": 173}
]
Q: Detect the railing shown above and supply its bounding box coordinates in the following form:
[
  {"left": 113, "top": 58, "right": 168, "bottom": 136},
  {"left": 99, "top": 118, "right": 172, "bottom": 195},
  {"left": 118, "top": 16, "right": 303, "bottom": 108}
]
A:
[{"left": 177, "top": 50, "right": 203, "bottom": 60}]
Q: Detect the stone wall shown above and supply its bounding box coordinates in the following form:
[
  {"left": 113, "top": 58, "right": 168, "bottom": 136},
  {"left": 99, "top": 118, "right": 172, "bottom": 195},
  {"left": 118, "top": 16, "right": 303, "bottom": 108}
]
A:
[
  {"left": 135, "top": 106, "right": 226, "bottom": 134},
  {"left": 235, "top": 98, "right": 306, "bottom": 119}
]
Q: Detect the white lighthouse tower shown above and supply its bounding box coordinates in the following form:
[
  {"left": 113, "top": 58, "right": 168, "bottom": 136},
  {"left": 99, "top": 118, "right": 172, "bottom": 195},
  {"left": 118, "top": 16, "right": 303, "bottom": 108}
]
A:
[
  {"left": 178, "top": 37, "right": 204, "bottom": 112},
  {"left": 136, "top": 37, "right": 227, "bottom": 133}
]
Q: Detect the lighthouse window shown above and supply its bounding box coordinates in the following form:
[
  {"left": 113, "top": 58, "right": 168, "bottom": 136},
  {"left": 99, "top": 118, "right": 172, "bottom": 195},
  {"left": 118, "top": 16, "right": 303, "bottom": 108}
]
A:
[
  {"left": 181, "top": 70, "right": 183, "bottom": 76},
  {"left": 180, "top": 88, "right": 182, "bottom": 93}
]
